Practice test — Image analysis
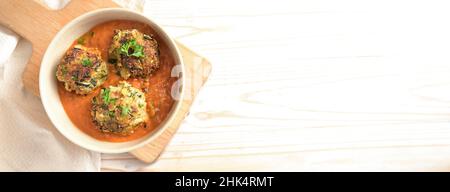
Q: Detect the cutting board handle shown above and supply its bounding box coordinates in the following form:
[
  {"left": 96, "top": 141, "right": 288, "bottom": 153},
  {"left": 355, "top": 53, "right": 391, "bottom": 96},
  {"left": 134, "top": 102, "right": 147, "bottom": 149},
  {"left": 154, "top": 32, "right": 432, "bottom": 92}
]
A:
[
  {"left": 0, "top": 0, "right": 118, "bottom": 43},
  {"left": 0, "top": 0, "right": 59, "bottom": 44},
  {"left": 0, "top": 0, "right": 119, "bottom": 95}
]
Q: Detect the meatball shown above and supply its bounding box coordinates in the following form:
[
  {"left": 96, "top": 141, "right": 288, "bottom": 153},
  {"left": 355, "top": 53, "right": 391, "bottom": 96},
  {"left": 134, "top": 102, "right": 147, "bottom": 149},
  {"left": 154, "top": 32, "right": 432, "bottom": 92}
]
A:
[
  {"left": 108, "top": 29, "right": 160, "bottom": 79},
  {"left": 91, "top": 81, "right": 148, "bottom": 135},
  {"left": 56, "top": 45, "right": 108, "bottom": 94}
]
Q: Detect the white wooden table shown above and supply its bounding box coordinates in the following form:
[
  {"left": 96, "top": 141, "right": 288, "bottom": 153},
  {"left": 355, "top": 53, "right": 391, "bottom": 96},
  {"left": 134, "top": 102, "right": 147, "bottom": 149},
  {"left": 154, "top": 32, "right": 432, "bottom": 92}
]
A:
[{"left": 101, "top": 0, "right": 450, "bottom": 171}]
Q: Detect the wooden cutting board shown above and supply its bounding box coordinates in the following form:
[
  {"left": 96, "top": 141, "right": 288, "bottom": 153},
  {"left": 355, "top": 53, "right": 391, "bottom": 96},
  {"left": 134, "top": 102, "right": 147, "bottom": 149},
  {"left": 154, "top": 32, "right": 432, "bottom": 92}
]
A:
[{"left": 0, "top": 0, "right": 211, "bottom": 163}]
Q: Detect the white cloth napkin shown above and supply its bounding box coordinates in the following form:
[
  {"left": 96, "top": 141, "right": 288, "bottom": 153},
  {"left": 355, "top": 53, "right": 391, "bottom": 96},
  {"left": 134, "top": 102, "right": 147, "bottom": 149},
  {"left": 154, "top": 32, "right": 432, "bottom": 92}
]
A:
[{"left": 0, "top": 0, "right": 145, "bottom": 171}]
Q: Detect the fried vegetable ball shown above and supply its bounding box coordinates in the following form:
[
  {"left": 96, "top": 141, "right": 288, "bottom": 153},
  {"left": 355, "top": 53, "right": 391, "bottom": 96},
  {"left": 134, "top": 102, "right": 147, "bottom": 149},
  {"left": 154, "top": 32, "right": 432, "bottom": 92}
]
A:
[
  {"left": 91, "top": 81, "right": 148, "bottom": 135},
  {"left": 108, "top": 29, "right": 160, "bottom": 79},
  {"left": 56, "top": 45, "right": 108, "bottom": 94}
]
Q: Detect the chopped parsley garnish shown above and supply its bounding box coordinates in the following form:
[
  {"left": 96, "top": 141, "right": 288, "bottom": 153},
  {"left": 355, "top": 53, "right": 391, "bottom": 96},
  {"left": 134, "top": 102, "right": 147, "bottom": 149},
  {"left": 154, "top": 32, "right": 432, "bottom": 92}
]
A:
[
  {"left": 120, "top": 105, "right": 130, "bottom": 116},
  {"left": 81, "top": 58, "right": 92, "bottom": 67},
  {"left": 77, "top": 37, "right": 85, "bottom": 45},
  {"left": 61, "top": 65, "right": 68, "bottom": 75},
  {"left": 100, "top": 88, "right": 111, "bottom": 104},
  {"left": 120, "top": 39, "right": 144, "bottom": 58},
  {"left": 108, "top": 110, "right": 115, "bottom": 118}
]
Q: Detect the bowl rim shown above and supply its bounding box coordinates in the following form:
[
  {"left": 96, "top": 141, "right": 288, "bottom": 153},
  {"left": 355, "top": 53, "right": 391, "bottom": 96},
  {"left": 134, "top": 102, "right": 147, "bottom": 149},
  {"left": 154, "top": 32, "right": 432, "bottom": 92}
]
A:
[{"left": 39, "top": 8, "right": 185, "bottom": 153}]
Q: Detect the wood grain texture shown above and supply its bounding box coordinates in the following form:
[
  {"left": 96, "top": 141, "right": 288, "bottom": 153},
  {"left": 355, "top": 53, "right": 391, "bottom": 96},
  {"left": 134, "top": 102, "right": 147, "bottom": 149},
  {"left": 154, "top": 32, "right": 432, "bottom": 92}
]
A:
[
  {"left": 0, "top": 0, "right": 211, "bottom": 163},
  {"left": 0, "top": 0, "right": 119, "bottom": 96},
  {"left": 101, "top": 0, "right": 450, "bottom": 171}
]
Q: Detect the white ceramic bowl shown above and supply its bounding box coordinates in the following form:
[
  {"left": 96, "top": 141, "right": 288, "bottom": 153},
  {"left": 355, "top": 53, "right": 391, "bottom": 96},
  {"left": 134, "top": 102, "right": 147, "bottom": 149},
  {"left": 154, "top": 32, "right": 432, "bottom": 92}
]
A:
[{"left": 39, "top": 8, "right": 184, "bottom": 153}]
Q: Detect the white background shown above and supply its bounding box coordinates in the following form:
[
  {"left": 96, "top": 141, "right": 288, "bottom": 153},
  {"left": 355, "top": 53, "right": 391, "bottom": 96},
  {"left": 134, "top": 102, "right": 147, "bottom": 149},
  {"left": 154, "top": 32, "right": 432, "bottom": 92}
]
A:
[{"left": 98, "top": 0, "right": 450, "bottom": 171}]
